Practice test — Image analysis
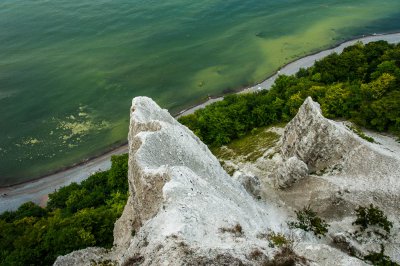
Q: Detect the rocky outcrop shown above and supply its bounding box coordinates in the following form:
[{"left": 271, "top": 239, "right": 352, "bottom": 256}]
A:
[
  {"left": 55, "top": 97, "right": 288, "bottom": 265},
  {"left": 232, "top": 171, "right": 261, "bottom": 198},
  {"left": 275, "top": 97, "right": 400, "bottom": 195},
  {"left": 56, "top": 96, "right": 400, "bottom": 265},
  {"left": 269, "top": 97, "right": 400, "bottom": 263},
  {"left": 281, "top": 97, "right": 360, "bottom": 173},
  {"left": 116, "top": 97, "right": 291, "bottom": 264},
  {"left": 273, "top": 156, "right": 308, "bottom": 189}
]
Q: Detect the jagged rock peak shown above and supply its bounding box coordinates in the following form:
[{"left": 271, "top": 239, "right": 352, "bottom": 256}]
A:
[
  {"left": 55, "top": 96, "right": 287, "bottom": 265},
  {"left": 277, "top": 97, "right": 400, "bottom": 193},
  {"left": 281, "top": 96, "right": 360, "bottom": 173}
]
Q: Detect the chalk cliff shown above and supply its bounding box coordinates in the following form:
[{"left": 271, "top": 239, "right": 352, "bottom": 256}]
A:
[
  {"left": 55, "top": 97, "right": 290, "bottom": 265},
  {"left": 55, "top": 97, "right": 400, "bottom": 265}
]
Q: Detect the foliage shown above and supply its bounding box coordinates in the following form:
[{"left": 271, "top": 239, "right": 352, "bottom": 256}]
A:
[
  {"left": 212, "top": 126, "right": 280, "bottom": 163},
  {"left": 348, "top": 125, "right": 375, "bottom": 143},
  {"left": 179, "top": 41, "right": 400, "bottom": 147},
  {"left": 288, "top": 206, "right": 329, "bottom": 237},
  {"left": 364, "top": 245, "right": 399, "bottom": 266},
  {"left": 353, "top": 204, "right": 393, "bottom": 235},
  {"left": 0, "top": 154, "right": 129, "bottom": 266},
  {"left": 267, "top": 231, "right": 292, "bottom": 248},
  {"left": 264, "top": 246, "right": 308, "bottom": 266}
]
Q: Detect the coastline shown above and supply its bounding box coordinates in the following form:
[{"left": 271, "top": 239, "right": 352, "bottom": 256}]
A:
[
  {"left": 0, "top": 141, "right": 129, "bottom": 189},
  {"left": 176, "top": 31, "right": 400, "bottom": 117},
  {"left": 2, "top": 31, "right": 400, "bottom": 213}
]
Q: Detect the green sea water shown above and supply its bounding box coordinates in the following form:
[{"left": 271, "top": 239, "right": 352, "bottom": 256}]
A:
[{"left": 1, "top": 0, "right": 400, "bottom": 186}]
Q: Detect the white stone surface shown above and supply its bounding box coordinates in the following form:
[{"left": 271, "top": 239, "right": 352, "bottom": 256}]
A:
[{"left": 56, "top": 97, "right": 400, "bottom": 265}]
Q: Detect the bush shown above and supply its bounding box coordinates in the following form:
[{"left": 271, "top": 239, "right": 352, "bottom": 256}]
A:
[
  {"left": 288, "top": 206, "right": 329, "bottom": 237},
  {"left": 364, "top": 244, "right": 399, "bottom": 266},
  {"left": 353, "top": 204, "right": 393, "bottom": 235},
  {"left": 267, "top": 231, "right": 292, "bottom": 248}
]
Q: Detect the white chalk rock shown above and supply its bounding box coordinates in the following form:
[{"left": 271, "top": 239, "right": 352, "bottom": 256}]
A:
[
  {"left": 56, "top": 97, "right": 287, "bottom": 265},
  {"left": 273, "top": 156, "right": 309, "bottom": 188}
]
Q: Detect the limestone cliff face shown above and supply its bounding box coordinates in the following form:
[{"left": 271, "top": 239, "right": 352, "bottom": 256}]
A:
[
  {"left": 275, "top": 97, "right": 400, "bottom": 198},
  {"left": 55, "top": 97, "right": 288, "bottom": 265},
  {"left": 55, "top": 97, "right": 400, "bottom": 265},
  {"left": 271, "top": 97, "right": 400, "bottom": 262},
  {"left": 115, "top": 97, "right": 288, "bottom": 264},
  {"left": 281, "top": 97, "right": 358, "bottom": 173}
]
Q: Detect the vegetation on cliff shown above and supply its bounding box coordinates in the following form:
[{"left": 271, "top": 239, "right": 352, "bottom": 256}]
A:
[
  {"left": 0, "top": 154, "right": 129, "bottom": 266},
  {"left": 179, "top": 41, "right": 400, "bottom": 146}
]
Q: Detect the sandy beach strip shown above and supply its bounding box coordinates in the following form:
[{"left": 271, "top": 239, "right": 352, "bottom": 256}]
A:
[
  {"left": 0, "top": 145, "right": 128, "bottom": 212},
  {"left": 1, "top": 32, "right": 400, "bottom": 213},
  {"left": 177, "top": 32, "right": 400, "bottom": 117}
]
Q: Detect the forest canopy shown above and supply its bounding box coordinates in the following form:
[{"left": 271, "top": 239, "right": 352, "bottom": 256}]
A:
[
  {"left": 179, "top": 41, "right": 400, "bottom": 146},
  {"left": 0, "top": 154, "right": 129, "bottom": 266}
]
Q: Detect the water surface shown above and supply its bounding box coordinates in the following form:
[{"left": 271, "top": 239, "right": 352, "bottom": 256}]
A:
[{"left": 1, "top": 0, "right": 400, "bottom": 185}]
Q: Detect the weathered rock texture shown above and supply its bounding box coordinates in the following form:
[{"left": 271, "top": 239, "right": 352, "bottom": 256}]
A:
[
  {"left": 273, "top": 156, "right": 308, "bottom": 189},
  {"left": 115, "top": 97, "right": 290, "bottom": 265},
  {"left": 275, "top": 97, "right": 400, "bottom": 195},
  {"left": 55, "top": 96, "right": 400, "bottom": 265},
  {"left": 281, "top": 97, "right": 357, "bottom": 173},
  {"left": 55, "top": 97, "right": 288, "bottom": 265},
  {"left": 269, "top": 97, "right": 400, "bottom": 262}
]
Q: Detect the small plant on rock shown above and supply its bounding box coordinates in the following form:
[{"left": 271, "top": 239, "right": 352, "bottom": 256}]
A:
[
  {"left": 348, "top": 125, "right": 375, "bottom": 143},
  {"left": 219, "top": 223, "right": 244, "bottom": 237},
  {"left": 267, "top": 231, "right": 292, "bottom": 248},
  {"left": 288, "top": 205, "right": 329, "bottom": 238},
  {"left": 256, "top": 231, "right": 309, "bottom": 266},
  {"left": 264, "top": 246, "right": 308, "bottom": 266},
  {"left": 364, "top": 244, "right": 399, "bottom": 266},
  {"left": 353, "top": 204, "right": 393, "bottom": 237}
]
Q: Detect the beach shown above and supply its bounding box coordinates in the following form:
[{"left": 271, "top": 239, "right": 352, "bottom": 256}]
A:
[
  {"left": 177, "top": 32, "right": 400, "bottom": 117},
  {"left": 1, "top": 32, "right": 400, "bottom": 213},
  {"left": 0, "top": 145, "right": 128, "bottom": 212}
]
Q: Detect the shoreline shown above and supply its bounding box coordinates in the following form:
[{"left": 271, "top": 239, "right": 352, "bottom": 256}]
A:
[
  {"left": 2, "top": 31, "right": 400, "bottom": 213},
  {"left": 176, "top": 31, "right": 400, "bottom": 117},
  {"left": 0, "top": 144, "right": 128, "bottom": 212},
  {"left": 0, "top": 141, "right": 128, "bottom": 189}
]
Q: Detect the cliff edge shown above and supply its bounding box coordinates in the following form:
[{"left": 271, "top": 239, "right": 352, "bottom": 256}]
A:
[
  {"left": 55, "top": 97, "right": 290, "bottom": 265},
  {"left": 55, "top": 97, "right": 399, "bottom": 265}
]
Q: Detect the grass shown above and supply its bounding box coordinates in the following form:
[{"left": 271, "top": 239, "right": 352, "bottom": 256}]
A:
[
  {"left": 348, "top": 125, "right": 375, "bottom": 143},
  {"left": 212, "top": 125, "right": 282, "bottom": 163}
]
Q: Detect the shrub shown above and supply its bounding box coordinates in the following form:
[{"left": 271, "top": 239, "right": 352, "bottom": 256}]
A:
[
  {"left": 364, "top": 244, "right": 399, "bottom": 266},
  {"left": 348, "top": 125, "right": 375, "bottom": 143},
  {"left": 353, "top": 204, "right": 393, "bottom": 235},
  {"left": 264, "top": 246, "right": 308, "bottom": 266},
  {"left": 219, "top": 223, "right": 243, "bottom": 236},
  {"left": 267, "top": 231, "right": 292, "bottom": 248},
  {"left": 288, "top": 206, "right": 329, "bottom": 237}
]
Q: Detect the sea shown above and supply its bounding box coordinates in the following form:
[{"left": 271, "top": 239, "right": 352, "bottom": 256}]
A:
[{"left": 1, "top": 0, "right": 400, "bottom": 186}]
